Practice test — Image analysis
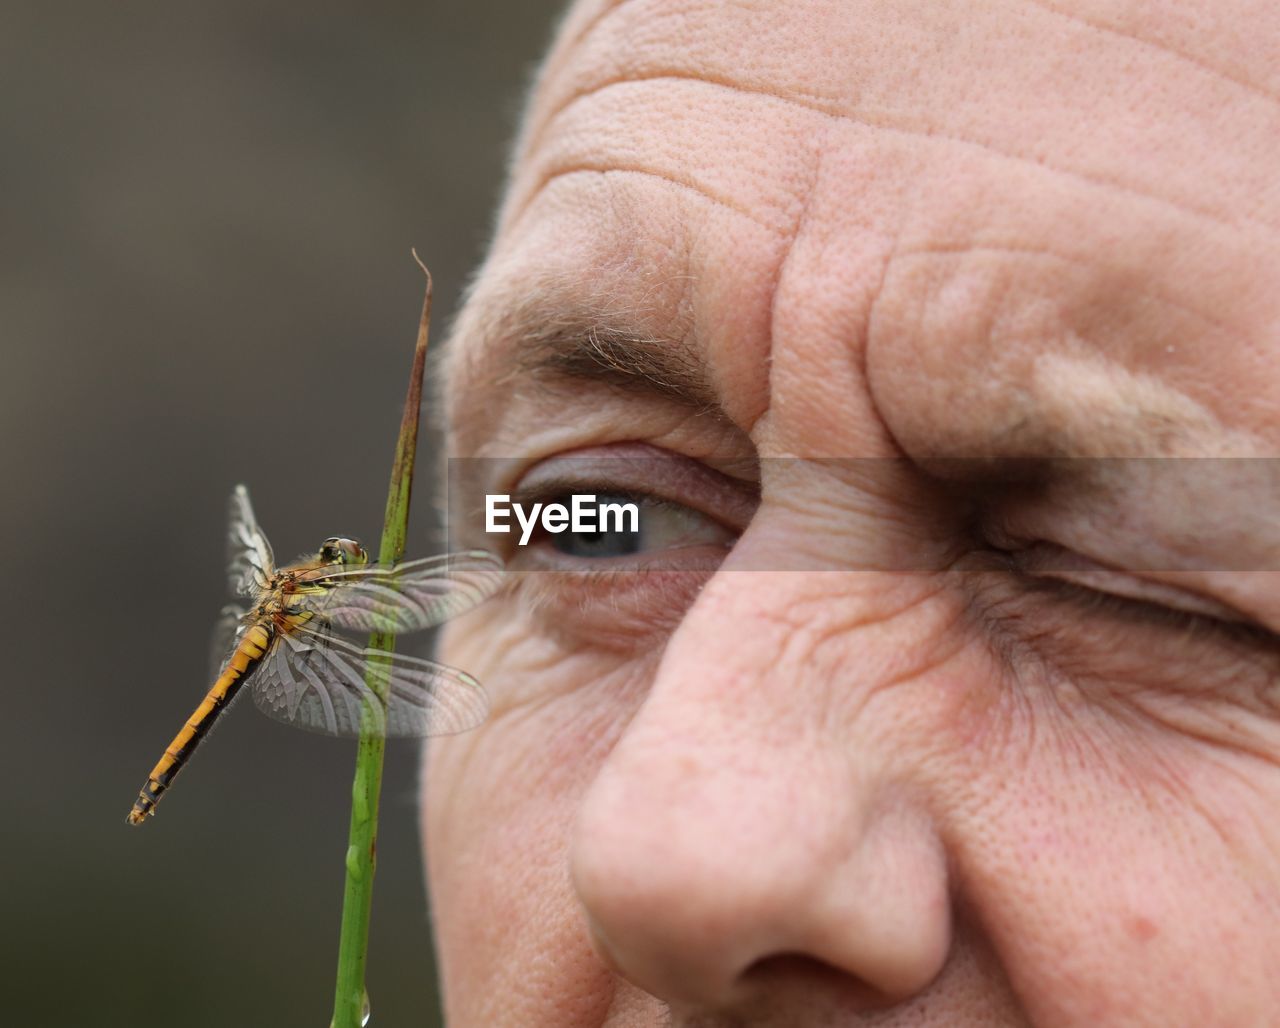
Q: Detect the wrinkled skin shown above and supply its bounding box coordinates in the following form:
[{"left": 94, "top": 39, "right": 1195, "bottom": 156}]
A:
[{"left": 422, "top": 1, "right": 1280, "bottom": 1024}]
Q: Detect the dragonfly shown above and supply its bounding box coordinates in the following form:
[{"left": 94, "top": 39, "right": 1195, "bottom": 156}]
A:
[{"left": 127, "top": 484, "right": 503, "bottom": 825}]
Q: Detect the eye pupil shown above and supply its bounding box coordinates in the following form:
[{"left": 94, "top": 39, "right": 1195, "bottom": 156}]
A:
[{"left": 553, "top": 524, "right": 643, "bottom": 558}]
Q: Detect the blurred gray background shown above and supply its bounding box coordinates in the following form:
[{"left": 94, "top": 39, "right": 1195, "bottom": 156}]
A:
[{"left": 1, "top": 2, "right": 564, "bottom": 1024}]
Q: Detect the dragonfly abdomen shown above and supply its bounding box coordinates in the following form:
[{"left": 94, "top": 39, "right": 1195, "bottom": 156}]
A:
[{"left": 127, "top": 622, "right": 274, "bottom": 825}]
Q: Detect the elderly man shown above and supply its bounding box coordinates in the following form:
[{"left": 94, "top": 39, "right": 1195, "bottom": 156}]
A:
[{"left": 423, "top": 1, "right": 1280, "bottom": 1024}]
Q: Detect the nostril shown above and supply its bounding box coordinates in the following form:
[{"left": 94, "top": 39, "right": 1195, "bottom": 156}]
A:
[{"left": 739, "top": 953, "right": 894, "bottom": 1009}]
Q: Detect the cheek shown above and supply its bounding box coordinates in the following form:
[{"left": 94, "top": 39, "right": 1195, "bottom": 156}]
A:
[
  {"left": 423, "top": 613, "right": 653, "bottom": 1023},
  {"left": 953, "top": 706, "right": 1280, "bottom": 1024}
]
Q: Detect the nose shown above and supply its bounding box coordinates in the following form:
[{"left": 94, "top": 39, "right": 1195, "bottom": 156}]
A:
[{"left": 570, "top": 569, "right": 955, "bottom": 1009}]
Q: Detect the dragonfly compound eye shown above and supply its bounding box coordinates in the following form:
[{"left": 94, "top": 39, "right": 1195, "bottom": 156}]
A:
[
  {"left": 319, "top": 537, "right": 367, "bottom": 564},
  {"left": 339, "top": 539, "right": 369, "bottom": 564}
]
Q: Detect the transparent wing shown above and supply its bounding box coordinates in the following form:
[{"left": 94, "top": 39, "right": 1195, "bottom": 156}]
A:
[
  {"left": 227, "top": 484, "right": 276, "bottom": 597},
  {"left": 209, "top": 604, "right": 247, "bottom": 678},
  {"left": 302, "top": 550, "right": 504, "bottom": 634},
  {"left": 247, "top": 623, "right": 489, "bottom": 738}
]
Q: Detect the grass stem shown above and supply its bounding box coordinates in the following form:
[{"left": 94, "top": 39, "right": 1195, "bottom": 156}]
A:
[{"left": 330, "top": 257, "right": 433, "bottom": 1028}]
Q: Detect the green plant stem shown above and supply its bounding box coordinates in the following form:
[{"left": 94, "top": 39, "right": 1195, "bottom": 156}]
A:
[{"left": 331, "top": 259, "right": 433, "bottom": 1028}]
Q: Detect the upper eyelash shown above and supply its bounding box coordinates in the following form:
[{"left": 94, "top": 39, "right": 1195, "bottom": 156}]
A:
[
  {"left": 510, "top": 484, "right": 686, "bottom": 517},
  {"left": 964, "top": 511, "right": 1272, "bottom": 644},
  {"left": 1015, "top": 570, "right": 1275, "bottom": 650}
]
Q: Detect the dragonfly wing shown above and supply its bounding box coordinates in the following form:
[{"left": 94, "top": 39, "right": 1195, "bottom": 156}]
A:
[
  {"left": 249, "top": 624, "right": 489, "bottom": 738},
  {"left": 304, "top": 550, "right": 504, "bottom": 633},
  {"left": 226, "top": 484, "right": 276, "bottom": 597},
  {"left": 209, "top": 604, "right": 247, "bottom": 678}
]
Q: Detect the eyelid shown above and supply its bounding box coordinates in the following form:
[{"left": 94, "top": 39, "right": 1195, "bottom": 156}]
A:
[
  {"left": 1002, "top": 540, "right": 1257, "bottom": 626},
  {"left": 512, "top": 444, "right": 759, "bottom": 531}
]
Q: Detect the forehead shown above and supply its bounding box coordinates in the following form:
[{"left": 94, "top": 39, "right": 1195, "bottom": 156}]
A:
[{"left": 447, "top": 0, "right": 1280, "bottom": 457}]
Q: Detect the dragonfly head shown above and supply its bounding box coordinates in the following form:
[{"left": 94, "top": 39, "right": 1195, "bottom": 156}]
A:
[{"left": 318, "top": 536, "right": 369, "bottom": 566}]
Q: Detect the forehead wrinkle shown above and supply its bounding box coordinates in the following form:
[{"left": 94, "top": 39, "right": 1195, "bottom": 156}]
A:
[
  {"left": 502, "top": 0, "right": 634, "bottom": 174},
  {"left": 513, "top": 166, "right": 777, "bottom": 242},
  {"left": 525, "top": 73, "right": 1275, "bottom": 249},
  {"left": 520, "top": 71, "right": 840, "bottom": 180},
  {"left": 512, "top": 0, "right": 1280, "bottom": 251},
  {"left": 1023, "top": 0, "right": 1280, "bottom": 107}
]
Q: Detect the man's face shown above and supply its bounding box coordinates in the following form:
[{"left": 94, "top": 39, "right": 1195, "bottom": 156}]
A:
[{"left": 424, "top": 1, "right": 1280, "bottom": 1023}]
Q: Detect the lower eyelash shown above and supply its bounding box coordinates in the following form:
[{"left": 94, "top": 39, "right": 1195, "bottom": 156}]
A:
[{"left": 503, "top": 563, "right": 717, "bottom": 650}]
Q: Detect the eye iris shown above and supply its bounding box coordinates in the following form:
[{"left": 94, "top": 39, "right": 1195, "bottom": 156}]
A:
[{"left": 550, "top": 492, "right": 643, "bottom": 559}]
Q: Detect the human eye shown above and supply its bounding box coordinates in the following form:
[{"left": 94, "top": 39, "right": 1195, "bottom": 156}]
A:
[
  {"left": 963, "top": 537, "right": 1280, "bottom": 697},
  {"left": 986, "top": 540, "right": 1257, "bottom": 626},
  {"left": 497, "top": 445, "right": 757, "bottom": 648},
  {"left": 504, "top": 447, "right": 752, "bottom": 563},
  {"left": 522, "top": 489, "right": 734, "bottom": 562}
]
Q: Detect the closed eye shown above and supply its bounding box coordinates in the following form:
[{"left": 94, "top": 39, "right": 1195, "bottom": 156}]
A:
[{"left": 990, "top": 541, "right": 1276, "bottom": 646}]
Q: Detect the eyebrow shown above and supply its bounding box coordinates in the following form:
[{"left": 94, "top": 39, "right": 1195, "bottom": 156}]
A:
[{"left": 507, "top": 318, "right": 722, "bottom": 412}]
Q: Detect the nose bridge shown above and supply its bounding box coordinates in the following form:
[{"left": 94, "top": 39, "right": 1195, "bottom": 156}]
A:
[
  {"left": 648, "top": 564, "right": 945, "bottom": 748},
  {"left": 570, "top": 558, "right": 957, "bottom": 1004}
]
